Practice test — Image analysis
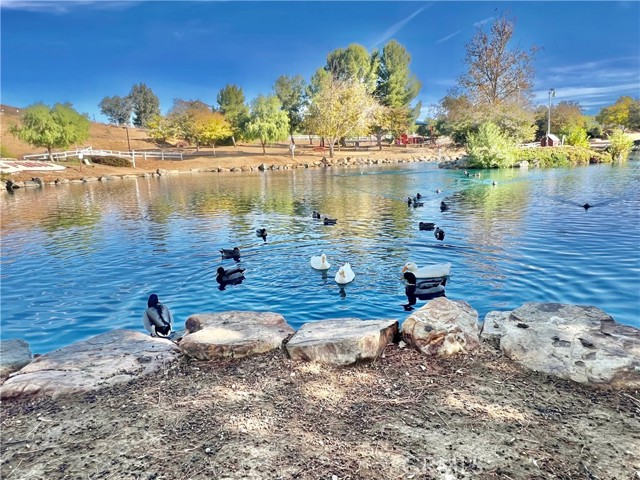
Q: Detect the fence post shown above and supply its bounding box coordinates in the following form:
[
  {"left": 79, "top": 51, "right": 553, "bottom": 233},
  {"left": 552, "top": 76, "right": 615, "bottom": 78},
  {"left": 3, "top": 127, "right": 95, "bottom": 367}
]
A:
[
  {"left": 132, "top": 151, "right": 136, "bottom": 168},
  {"left": 161, "top": 151, "right": 165, "bottom": 160}
]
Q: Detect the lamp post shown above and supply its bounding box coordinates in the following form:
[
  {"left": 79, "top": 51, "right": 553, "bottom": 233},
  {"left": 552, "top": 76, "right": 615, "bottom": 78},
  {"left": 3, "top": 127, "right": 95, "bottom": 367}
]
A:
[{"left": 547, "top": 88, "right": 556, "bottom": 137}]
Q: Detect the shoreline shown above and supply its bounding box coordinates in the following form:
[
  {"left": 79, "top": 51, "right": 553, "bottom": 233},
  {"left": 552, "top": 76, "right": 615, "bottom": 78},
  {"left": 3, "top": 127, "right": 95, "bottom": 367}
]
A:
[{"left": 2, "top": 143, "right": 466, "bottom": 186}]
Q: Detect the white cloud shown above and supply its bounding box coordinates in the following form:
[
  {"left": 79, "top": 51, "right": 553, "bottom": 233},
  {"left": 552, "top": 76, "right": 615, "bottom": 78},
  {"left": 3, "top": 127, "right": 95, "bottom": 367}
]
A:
[
  {"left": 533, "top": 83, "right": 640, "bottom": 101},
  {"left": 473, "top": 16, "right": 494, "bottom": 28},
  {"left": 1, "top": 0, "right": 138, "bottom": 13},
  {"left": 371, "top": 2, "right": 433, "bottom": 47},
  {"left": 436, "top": 31, "right": 460, "bottom": 44}
]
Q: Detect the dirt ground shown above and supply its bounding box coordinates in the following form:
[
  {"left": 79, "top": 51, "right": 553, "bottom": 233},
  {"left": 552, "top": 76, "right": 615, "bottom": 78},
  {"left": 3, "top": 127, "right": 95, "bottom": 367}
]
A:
[
  {"left": 1, "top": 344, "right": 638, "bottom": 480},
  {"left": 1, "top": 105, "right": 464, "bottom": 184}
]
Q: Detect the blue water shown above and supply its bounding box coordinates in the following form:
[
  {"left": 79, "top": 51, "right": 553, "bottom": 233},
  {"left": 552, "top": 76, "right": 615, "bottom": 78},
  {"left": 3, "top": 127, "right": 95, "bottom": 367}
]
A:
[{"left": 2, "top": 158, "right": 639, "bottom": 354}]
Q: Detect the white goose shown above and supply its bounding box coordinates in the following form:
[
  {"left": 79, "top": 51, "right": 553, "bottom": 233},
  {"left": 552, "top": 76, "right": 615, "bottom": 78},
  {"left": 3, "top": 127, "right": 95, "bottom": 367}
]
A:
[
  {"left": 401, "top": 262, "right": 451, "bottom": 279},
  {"left": 310, "top": 253, "right": 331, "bottom": 270},
  {"left": 335, "top": 262, "right": 355, "bottom": 284}
]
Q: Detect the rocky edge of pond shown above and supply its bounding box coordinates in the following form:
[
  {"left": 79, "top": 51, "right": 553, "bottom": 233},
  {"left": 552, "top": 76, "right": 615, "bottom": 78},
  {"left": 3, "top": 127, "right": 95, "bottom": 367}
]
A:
[
  {"left": 1, "top": 153, "right": 472, "bottom": 189},
  {"left": 2, "top": 299, "right": 638, "bottom": 400}
]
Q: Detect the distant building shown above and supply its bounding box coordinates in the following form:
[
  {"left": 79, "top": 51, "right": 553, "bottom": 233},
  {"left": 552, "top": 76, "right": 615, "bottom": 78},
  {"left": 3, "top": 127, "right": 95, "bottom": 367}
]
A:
[{"left": 541, "top": 133, "right": 560, "bottom": 147}]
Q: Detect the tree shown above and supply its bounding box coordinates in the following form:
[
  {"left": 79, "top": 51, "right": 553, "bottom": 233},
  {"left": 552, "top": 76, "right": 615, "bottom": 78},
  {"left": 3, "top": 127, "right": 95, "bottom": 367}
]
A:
[
  {"left": 147, "top": 114, "right": 174, "bottom": 143},
  {"left": 217, "top": 84, "right": 250, "bottom": 147},
  {"left": 534, "top": 101, "right": 585, "bottom": 139},
  {"left": 9, "top": 103, "right": 89, "bottom": 161},
  {"left": 564, "top": 125, "right": 589, "bottom": 148},
  {"left": 244, "top": 95, "right": 290, "bottom": 155},
  {"left": 325, "top": 43, "right": 378, "bottom": 93},
  {"left": 274, "top": 74, "right": 307, "bottom": 142},
  {"left": 306, "top": 78, "right": 379, "bottom": 158},
  {"left": 459, "top": 15, "right": 538, "bottom": 107},
  {"left": 596, "top": 96, "right": 638, "bottom": 131},
  {"left": 167, "top": 99, "right": 212, "bottom": 150},
  {"left": 128, "top": 83, "right": 160, "bottom": 127},
  {"left": 371, "top": 40, "right": 422, "bottom": 148},
  {"left": 195, "top": 111, "right": 233, "bottom": 155},
  {"left": 99, "top": 95, "right": 132, "bottom": 125}
]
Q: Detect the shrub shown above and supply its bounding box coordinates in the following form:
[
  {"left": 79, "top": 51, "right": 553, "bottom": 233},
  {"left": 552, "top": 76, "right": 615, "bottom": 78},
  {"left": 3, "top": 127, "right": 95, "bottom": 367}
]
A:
[
  {"left": 89, "top": 156, "right": 132, "bottom": 167},
  {"left": 607, "top": 129, "right": 633, "bottom": 161},
  {"left": 565, "top": 126, "right": 590, "bottom": 148},
  {"left": 514, "top": 145, "right": 611, "bottom": 167},
  {"left": 466, "top": 122, "right": 516, "bottom": 168}
]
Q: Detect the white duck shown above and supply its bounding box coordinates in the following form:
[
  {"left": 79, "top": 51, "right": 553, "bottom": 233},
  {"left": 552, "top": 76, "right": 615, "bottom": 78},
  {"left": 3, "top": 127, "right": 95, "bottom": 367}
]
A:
[
  {"left": 401, "top": 262, "right": 451, "bottom": 279},
  {"left": 310, "top": 253, "right": 331, "bottom": 270},
  {"left": 335, "top": 262, "right": 355, "bottom": 284}
]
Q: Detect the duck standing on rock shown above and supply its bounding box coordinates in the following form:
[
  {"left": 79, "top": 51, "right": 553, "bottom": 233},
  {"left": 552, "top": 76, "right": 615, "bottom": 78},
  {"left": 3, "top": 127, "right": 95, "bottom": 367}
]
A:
[{"left": 434, "top": 227, "right": 445, "bottom": 241}]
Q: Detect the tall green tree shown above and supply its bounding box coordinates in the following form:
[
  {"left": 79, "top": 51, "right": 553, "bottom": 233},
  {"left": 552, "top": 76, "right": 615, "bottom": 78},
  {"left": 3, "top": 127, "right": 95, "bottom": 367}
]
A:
[
  {"left": 325, "top": 43, "right": 378, "bottom": 93},
  {"left": 244, "top": 95, "right": 290, "bottom": 155},
  {"left": 306, "top": 78, "right": 379, "bottom": 158},
  {"left": 9, "top": 103, "right": 89, "bottom": 161},
  {"left": 217, "top": 84, "right": 250, "bottom": 147},
  {"left": 372, "top": 40, "right": 422, "bottom": 147},
  {"left": 128, "top": 83, "right": 160, "bottom": 127},
  {"left": 274, "top": 74, "right": 307, "bottom": 142},
  {"left": 167, "top": 99, "right": 212, "bottom": 149},
  {"left": 99, "top": 95, "right": 132, "bottom": 125}
]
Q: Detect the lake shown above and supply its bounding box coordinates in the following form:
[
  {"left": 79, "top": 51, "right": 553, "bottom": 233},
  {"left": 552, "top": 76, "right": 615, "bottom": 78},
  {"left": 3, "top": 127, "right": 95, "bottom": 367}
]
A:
[{"left": 1, "top": 157, "right": 639, "bottom": 354}]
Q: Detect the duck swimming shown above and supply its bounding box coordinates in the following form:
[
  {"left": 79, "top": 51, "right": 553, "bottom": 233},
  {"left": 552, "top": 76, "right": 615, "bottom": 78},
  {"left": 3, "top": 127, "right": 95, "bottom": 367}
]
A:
[
  {"left": 335, "top": 262, "right": 355, "bottom": 284},
  {"left": 323, "top": 217, "right": 337, "bottom": 225},
  {"left": 582, "top": 203, "right": 592, "bottom": 210},
  {"left": 434, "top": 227, "right": 445, "bottom": 241},
  {"left": 312, "top": 211, "right": 322, "bottom": 219},
  {"left": 216, "top": 266, "right": 245, "bottom": 284},
  {"left": 401, "top": 262, "right": 451, "bottom": 283},
  {"left": 310, "top": 253, "right": 331, "bottom": 270},
  {"left": 256, "top": 228, "right": 267, "bottom": 239},
  {"left": 440, "top": 201, "right": 449, "bottom": 212},
  {"left": 419, "top": 222, "right": 436, "bottom": 231},
  {"left": 220, "top": 247, "right": 240, "bottom": 259}
]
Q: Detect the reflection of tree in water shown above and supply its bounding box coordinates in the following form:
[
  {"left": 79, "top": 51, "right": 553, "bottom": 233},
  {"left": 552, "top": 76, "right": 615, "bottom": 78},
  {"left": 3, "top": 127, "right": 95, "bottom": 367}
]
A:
[{"left": 41, "top": 199, "right": 103, "bottom": 256}]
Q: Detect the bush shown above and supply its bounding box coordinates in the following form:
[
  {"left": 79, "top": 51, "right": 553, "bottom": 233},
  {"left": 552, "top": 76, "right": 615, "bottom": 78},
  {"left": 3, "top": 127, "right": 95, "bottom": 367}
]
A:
[
  {"left": 514, "top": 145, "right": 611, "bottom": 167},
  {"left": 466, "top": 122, "right": 516, "bottom": 168},
  {"left": 565, "top": 126, "right": 590, "bottom": 148},
  {"left": 607, "top": 129, "right": 633, "bottom": 161},
  {"left": 89, "top": 156, "right": 132, "bottom": 167}
]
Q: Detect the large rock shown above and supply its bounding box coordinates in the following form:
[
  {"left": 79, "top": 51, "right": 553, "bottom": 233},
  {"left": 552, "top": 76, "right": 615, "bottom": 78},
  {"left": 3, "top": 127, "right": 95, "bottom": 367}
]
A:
[
  {"left": 180, "top": 311, "right": 294, "bottom": 360},
  {"left": 480, "top": 311, "right": 510, "bottom": 348},
  {"left": 402, "top": 297, "right": 480, "bottom": 356},
  {"left": 493, "top": 303, "right": 640, "bottom": 388},
  {"left": 0, "top": 330, "right": 179, "bottom": 400},
  {"left": 0, "top": 339, "right": 32, "bottom": 378},
  {"left": 286, "top": 318, "right": 398, "bottom": 366}
]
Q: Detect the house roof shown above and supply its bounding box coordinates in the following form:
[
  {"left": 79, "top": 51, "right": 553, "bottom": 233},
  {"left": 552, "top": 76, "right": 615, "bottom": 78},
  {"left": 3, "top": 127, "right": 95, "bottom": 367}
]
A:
[{"left": 546, "top": 133, "right": 560, "bottom": 142}]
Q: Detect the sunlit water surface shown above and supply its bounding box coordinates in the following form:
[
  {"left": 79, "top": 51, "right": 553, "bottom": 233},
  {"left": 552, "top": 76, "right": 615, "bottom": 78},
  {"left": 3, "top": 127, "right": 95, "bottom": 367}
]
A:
[{"left": 2, "top": 157, "right": 639, "bottom": 354}]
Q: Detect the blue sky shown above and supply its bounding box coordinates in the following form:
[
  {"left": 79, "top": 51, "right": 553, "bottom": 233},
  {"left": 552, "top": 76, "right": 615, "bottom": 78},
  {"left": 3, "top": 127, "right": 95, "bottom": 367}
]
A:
[{"left": 1, "top": 1, "right": 639, "bottom": 122}]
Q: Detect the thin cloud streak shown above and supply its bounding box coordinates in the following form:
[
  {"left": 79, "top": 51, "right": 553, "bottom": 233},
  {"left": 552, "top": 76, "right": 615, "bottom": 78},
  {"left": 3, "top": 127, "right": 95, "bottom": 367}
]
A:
[
  {"left": 473, "top": 16, "right": 494, "bottom": 28},
  {"left": 1, "top": 0, "right": 138, "bottom": 13},
  {"left": 533, "top": 83, "right": 640, "bottom": 101},
  {"left": 371, "top": 2, "right": 433, "bottom": 47},
  {"left": 436, "top": 31, "right": 460, "bottom": 44}
]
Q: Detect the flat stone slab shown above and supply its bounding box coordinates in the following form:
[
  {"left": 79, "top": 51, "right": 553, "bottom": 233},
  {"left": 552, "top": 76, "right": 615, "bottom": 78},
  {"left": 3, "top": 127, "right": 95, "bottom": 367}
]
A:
[
  {"left": 402, "top": 297, "right": 480, "bottom": 356},
  {"left": 180, "top": 311, "right": 295, "bottom": 360},
  {"left": 0, "top": 330, "right": 179, "bottom": 400},
  {"left": 493, "top": 303, "right": 640, "bottom": 388},
  {"left": 0, "top": 339, "right": 32, "bottom": 378},
  {"left": 286, "top": 318, "right": 398, "bottom": 366}
]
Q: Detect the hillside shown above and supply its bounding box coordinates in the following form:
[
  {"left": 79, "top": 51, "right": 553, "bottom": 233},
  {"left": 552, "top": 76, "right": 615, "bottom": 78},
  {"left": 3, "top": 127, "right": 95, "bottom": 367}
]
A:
[{"left": 1, "top": 104, "right": 159, "bottom": 158}]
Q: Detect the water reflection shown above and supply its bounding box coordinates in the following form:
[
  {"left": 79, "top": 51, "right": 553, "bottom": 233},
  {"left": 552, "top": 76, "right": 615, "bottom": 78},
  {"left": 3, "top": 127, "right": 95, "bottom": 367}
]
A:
[{"left": 1, "top": 160, "right": 639, "bottom": 354}]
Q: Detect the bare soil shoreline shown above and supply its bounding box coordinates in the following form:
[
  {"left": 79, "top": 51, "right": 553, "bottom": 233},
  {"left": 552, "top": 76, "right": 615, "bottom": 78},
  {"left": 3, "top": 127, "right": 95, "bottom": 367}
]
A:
[{"left": 1, "top": 344, "right": 638, "bottom": 480}]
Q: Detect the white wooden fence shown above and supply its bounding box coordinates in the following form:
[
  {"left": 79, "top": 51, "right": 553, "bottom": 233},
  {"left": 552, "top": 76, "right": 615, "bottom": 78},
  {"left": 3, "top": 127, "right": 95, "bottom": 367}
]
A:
[{"left": 22, "top": 146, "right": 183, "bottom": 167}]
